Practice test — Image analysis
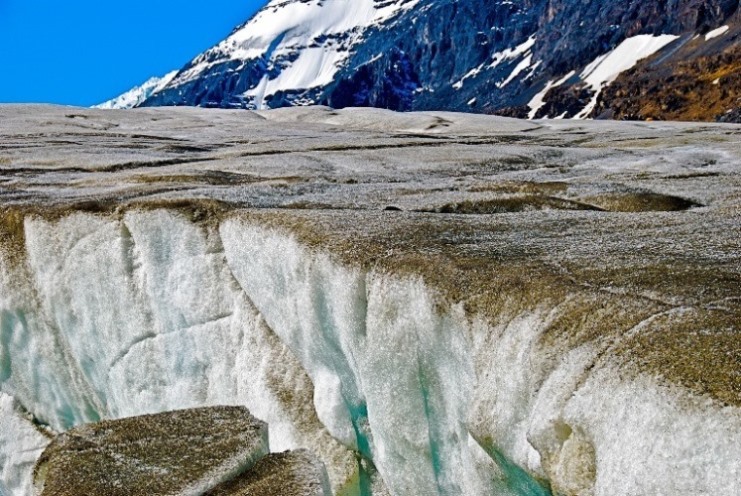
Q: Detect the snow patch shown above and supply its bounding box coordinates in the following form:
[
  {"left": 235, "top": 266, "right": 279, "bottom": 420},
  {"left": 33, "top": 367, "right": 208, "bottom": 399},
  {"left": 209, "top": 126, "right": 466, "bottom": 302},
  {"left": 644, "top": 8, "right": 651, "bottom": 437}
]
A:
[
  {"left": 499, "top": 54, "right": 533, "bottom": 88},
  {"left": 705, "top": 25, "right": 729, "bottom": 41},
  {"left": 527, "top": 71, "right": 575, "bottom": 119},
  {"left": 452, "top": 64, "right": 485, "bottom": 90},
  {"left": 489, "top": 36, "right": 536, "bottom": 71},
  {"left": 452, "top": 36, "right": 537, "bottom": 90},
  {"left": 244, "top": 46, "right": 348, "bottom": 102},
  {"left": 575, "top": 34, "right": 679, "bottom": 118}
]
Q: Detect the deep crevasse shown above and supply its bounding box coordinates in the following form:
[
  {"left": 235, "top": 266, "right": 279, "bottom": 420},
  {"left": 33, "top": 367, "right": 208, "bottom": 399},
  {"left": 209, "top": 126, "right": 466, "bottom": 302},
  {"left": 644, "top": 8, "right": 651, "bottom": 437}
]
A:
[{"left": 0, "top": 210, "right": 739, "bottom": 495}]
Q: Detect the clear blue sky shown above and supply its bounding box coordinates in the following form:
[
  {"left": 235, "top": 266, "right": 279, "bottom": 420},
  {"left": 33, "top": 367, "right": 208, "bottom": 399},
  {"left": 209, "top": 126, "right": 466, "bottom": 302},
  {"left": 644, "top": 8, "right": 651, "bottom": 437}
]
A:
[{"left": 0, "top": 1, "right": 266, "bottom": 106}]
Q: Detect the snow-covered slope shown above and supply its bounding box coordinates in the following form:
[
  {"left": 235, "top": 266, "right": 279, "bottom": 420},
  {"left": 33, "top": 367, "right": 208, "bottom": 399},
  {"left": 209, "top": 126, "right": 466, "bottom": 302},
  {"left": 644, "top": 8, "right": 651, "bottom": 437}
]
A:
[
  {"left": 141, "top": 0, "right": 419, "bottom": 109},
  {"left": 94, "top": 71, "right": 177, "bottom": 109},
  {"left": 573, "top": 34, "right": 680, "bottom": 118}
]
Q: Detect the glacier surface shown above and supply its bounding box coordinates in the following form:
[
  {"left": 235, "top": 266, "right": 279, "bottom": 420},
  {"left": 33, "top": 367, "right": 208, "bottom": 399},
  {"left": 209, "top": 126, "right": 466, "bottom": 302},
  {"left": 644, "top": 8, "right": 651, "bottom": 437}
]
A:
[{"left": 0, "top": 105, "right": 739, "bottom": 496}]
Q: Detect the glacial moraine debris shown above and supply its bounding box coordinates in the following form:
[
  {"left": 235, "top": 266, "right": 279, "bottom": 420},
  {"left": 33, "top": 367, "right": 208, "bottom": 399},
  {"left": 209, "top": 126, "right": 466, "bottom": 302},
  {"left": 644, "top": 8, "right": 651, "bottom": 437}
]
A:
[
  {"left": 205, "top": 449, "right": 332, "bottom": 496},
  {"left": 33, "top": 406, "right": 268, "bottom": 496}
]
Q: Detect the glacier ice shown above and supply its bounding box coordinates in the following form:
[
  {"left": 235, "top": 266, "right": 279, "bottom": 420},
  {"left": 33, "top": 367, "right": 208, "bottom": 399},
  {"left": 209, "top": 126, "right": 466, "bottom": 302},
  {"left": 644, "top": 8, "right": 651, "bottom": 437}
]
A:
[
  {"left": 0, "top": 211, "right": 357, "bottom": 495},
  {"left": 220, "top": 221, "right": 486, "bottom": 494},
  {"left": 0, "top": 393, "right": 50, "bottom": 496},
  {"left": 1, "top": 207, "right": 737, "bottom": 495},
  {"left": 0, "top": 104, "right": 739, "bottom": 496}
]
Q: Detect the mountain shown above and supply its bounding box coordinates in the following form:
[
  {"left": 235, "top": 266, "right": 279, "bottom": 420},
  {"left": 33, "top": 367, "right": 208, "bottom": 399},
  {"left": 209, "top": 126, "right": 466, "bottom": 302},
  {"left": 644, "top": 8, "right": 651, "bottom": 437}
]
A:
[
  {"left": 103, "top": 0, "right": 740, "bottom": 121},
  {"left": 94, "top": 71, "right": 178, "bottom": 110}
]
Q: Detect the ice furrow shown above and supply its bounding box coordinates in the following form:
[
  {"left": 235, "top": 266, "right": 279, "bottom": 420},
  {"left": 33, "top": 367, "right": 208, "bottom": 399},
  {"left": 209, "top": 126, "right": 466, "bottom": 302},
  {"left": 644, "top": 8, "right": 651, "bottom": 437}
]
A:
[{"left": 107, "top": 331, "right": 158, "bottom": 372}]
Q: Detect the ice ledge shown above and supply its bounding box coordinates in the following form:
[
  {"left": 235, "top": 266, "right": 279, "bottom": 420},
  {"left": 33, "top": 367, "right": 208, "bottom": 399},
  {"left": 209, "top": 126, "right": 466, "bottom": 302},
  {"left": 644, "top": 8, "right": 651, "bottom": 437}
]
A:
[{"left": 0, "top": 206, "right": 738, "bottom": 495}]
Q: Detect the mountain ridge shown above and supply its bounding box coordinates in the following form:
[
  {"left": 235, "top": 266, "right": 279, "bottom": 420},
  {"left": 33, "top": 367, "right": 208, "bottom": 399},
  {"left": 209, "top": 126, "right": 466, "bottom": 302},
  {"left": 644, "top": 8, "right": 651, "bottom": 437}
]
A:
[{"left": 98, "top": 0, "right": 740, "bottom": 121}]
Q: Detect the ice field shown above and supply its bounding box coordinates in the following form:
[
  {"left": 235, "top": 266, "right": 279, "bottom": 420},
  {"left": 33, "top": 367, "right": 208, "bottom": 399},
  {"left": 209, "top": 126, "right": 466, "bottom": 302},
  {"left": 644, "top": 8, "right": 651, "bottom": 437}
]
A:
[{"left": 0, "top": 105, "right": 739, "bottom": 495}]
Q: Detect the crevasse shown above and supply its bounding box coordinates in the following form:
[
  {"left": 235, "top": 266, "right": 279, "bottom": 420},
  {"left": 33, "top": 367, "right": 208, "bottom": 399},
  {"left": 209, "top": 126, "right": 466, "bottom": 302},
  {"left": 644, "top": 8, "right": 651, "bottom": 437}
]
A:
[{"left": 0, "top": 210, "right": 739, "bottom": 496}]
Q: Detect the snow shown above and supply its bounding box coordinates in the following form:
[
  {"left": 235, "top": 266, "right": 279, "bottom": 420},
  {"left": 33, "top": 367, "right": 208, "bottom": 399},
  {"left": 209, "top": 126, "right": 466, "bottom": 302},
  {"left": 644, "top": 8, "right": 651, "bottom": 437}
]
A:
[
  {"left": 451, "top": 36, "right": 536, "bottom": 90},
  {"left": 452, "top": 63, "right": 485, "bottom": 90},
  {"left": 527, "top": 70, "right": 575, "bottom": 119},
  {"left": 173, "top": 0, "right": 419, "bottom": 102},
  {"left": 581, "top": 35, "right": 679, "bottom": 89},
  {"left": 705, "top": 25, "right": 729, "bottom": 41},
  {"left": 576, "top": 34, "right": 679, "bottom": 118},
  {"left": 498, "top": 54, "right": 533, "bottom": 88},
  {"left": 93, "top": 71, "right": 178, "bottom": 110},
  {"left": 489, "top": 36, "right": 536, "bottom": 71},
  {"left": 244, "top": 46, "right": 348, "bottom": 105}
]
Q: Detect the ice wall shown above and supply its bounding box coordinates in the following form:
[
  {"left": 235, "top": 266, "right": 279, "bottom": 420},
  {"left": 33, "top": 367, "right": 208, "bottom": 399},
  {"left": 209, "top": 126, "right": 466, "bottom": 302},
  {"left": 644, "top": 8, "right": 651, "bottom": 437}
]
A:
[
  {"left": 220, "top": 222, "right": 499, "bottom": 495},
  {"left": 0, "top": 394, "right": 49, "bottom": 496},
  {"left": 0, "top": 211, "right": 356, "bottom": 496},
  {"left": 1, "top": 209, "right": 739, "bottom": 496}
]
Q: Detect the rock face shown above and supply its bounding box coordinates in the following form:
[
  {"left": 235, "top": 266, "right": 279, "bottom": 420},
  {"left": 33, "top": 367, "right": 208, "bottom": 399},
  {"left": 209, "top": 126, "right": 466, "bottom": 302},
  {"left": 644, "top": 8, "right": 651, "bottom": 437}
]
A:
[
  {"left": 593, "top": 38, "right": 741, "bottom": 122},
  {"left": 0, "top": 105, "right": 740, "bottom": 496},
  {"left": 33, "top": 407, "right": 270, "bottom": 496},
  {"left": 205, "top": 450, "right": 331, "bottom": 496},
  {"left": 96, "top": 0, "right": 741, "bottom": 121}
]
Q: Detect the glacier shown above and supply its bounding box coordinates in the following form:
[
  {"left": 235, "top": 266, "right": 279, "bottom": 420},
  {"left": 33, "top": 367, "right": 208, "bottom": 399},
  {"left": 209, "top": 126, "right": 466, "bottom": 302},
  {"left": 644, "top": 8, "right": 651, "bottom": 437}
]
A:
[
  {"left": 0, "top": 105, "right": 739, "bottom": 495},
  {"left": 2, "top": 209, "right": 739, "bottom": 495}
]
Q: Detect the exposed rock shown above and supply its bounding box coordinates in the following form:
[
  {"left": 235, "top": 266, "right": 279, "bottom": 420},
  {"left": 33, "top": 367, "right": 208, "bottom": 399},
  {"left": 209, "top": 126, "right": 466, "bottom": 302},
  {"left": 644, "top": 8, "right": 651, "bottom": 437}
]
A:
[
  {"left": 594, "top": 40, "right": 741, "bottom": 121},
  {"left": 205, "top": 450, "right": 331, "bottom": 496},
  {"left": 717, "top": 106, "right": 741, "bottom": 122},
  {"left": 33, "top": 407, "right": 268, "bottom": 496}
]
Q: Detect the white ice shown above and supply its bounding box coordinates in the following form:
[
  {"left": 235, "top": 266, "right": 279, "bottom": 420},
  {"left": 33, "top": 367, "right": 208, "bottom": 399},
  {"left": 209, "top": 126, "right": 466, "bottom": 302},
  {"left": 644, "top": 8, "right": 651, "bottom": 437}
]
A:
[
  {"left": 0, "top": 211, "right": 356, "bottom": 494},
  {"left": 0, "top": 393, "right": 49, "bottom": 496},
  {"left": 0, "top": 210, "right": 739, "bottom": 496}
]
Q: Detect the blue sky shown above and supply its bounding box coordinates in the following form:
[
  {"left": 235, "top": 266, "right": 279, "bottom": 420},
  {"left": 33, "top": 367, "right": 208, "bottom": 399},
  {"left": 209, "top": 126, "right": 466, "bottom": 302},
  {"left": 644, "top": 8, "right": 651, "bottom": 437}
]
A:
[{"left": 0, "top": 1, "right": 266, "bottom": 106}]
